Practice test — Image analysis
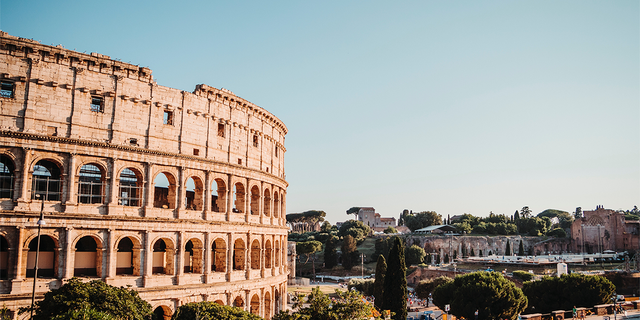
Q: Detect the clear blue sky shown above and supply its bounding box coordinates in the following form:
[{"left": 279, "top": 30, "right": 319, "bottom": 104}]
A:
[{"left": 2, "top": 1, "right": 638, "bottom": 224}]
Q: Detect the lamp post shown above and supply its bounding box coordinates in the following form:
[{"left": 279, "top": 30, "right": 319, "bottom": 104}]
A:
[
  {"left": 360, "top": 253, "right": 364, "bottom": 279},
  {"left": 30, "top": 195, "right": 45, "bottom": 320}
]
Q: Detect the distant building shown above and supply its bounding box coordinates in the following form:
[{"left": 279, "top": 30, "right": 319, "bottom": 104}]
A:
[
  {"left": 356, "top": 207, "right": 396, "bottom": 232},
  {"left": 571, "top": 206, "right": 639, "bottom": 253}
]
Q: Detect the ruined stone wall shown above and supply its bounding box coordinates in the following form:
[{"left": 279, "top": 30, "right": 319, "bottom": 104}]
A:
[
  {"left": 570, "top": 207, "right": 639, "bottom": 253},
  {"left": 0, "top": 32, "right": 287, "bottom": 320}
]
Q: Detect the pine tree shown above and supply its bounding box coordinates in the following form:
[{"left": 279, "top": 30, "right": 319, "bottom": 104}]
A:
[
  {"left": 373, "top": 255, "right": 387, "bottom": 310},
  {"left": 505, "top": 240, "right": 511, "bottom": 256},
  {"left": 518, "top": 240, "right": 525, "bottom": 256},
  {"left": 341, "top": 235, "right": 357, "bottom": 270},
  {"left": 324, "top": 236, "right": 338, "bottom": 269},
  {"left": 382, "top": 237, "right": 407, "bottom": 320}
]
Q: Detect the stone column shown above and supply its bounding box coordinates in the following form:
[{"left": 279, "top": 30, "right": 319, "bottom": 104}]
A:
[
  {"left": 176, "top": 167, "right": 185, "bottom": 218},
  {"left": 143, "top": 162, "right": 154, "bottom": 216},
  {"left": 245, "top": 233, "right": 250, "bottom": 279},
  {"left": 281, "top": 191, "right": 286, "bottom": 226},
  {"left": 226, "top": 174, "right": 233, "bottom": 221},
  {"left": 203, "top": 232, "right": 211, "bottom": 283},
  {"left": 10, "top": 227, "right": 25, "bottom": 294},
  {"left": 244, "top": 178, "right": 250, "bottom": 223},
  {"left": 259, "top": 182, "right": 265, "bottom": 225},
  {"left": 63, "top": 227, "right": 75, "bottom": 280},
  {"left": 204, "top": 171, "right": 212, "bottom": 219},
  {"left": 260, "top": 234, "right": 266, "bottom": 278},
  {"left": 64, "top": 153, "right": 77, "bottom": 207},
  {"left": 105, "top": 229, "right": 116, "bottom": 282},
  {"left": 245, "top": 289, "right": 250, "bottom": 313},
  {"left": 143, "top": 231, "right": 153, "bottom": 287},
  {"left": 226, "top": 233, "right": 233, "bottom": 281},
  {"left": 106, "top": 158, "right": 119, "bottom": 210},
  {"left": 15, "top": 148, "right": 32, "bottom": 209},
  {"left": 176, "top": 232, "right": 184, "bottom": 284}
]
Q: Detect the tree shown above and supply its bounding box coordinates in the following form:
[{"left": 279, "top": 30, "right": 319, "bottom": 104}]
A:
[
  {"left": 574, "top": 207, "right": 583, "bottom": 219},
  {"left": 384, "top": 226, "right": 398, "bottom": 234},
  {"left": 324, "top": 236, "right": 338, "bottom": 269},
  {"left": 523, "top": 274, "right": 615, "bottom": 313},
  {"left": 382, "top": 237, "right": 407, "bottom": 320},
  {"left": 287, "top": 210, "right": 327, "bottom": 233},
  {"left": 52, "top": 308, "right": 115, "bottom": 320},
  {"left": 22, "top": 278, "right": 152, "bottom": 320},
  {"left": 404, "top": 211, "right": 443, "bottom": 232},
  {"left": 505, "top": 240, "right": 511, "bottom": 256},
  {"left": 518, "top": 240, "right": 525, "bottom": 256},
  {"left": 338, "top": 220, "right": 371, "bottom": 244},
  {"left": 432, "top": 271, "right": 527, "bottom": 320},
  {"left": 347, "top": 278, "right": 375, "bottom": 296},
  {"left": 547, "top": 228, "right": 567, "bottom": 238},
  {"left": 521, "top": 206, "right": 532, "bottom": 219},
  {"left": 341, "top": 235, "right": 357, "bottom": 270},
  {"left": 297, "top": 240, "right": 323, "bottom": 278},
  {"left": 173, "top": 301, "right": 261, "bottom": 320},
  {"left": 415, "top": 276, "right": 453, "bottom": 300},
  {"left": 273, "top": 287, "right": 379, "bottom": 320},
  {"left": 321, "top": 221, "right": 332, "bottom": 232},
  {"left": 514, "top": 210, "right": 520, "bottom": 220},
  {"left": 405, "top": 245, "right": 426, "bottom": 266},
  {"left": 373, "top": 255, "right": 387, "bottom": 310},
  {"left": 346, "top": 207, "right": 360, "bottom": 219}
]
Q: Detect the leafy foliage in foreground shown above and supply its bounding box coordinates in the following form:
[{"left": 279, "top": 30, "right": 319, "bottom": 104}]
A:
[
  {"left": 522, "top": 274, "right": 615, "bottom": 313},
  {"left": 172, "top": 301, "right": 262, "bottom": 320},
  {"left": 272, "top": 287, "right": 380, "bottom": 320},
  {"left": 432, "top": 271, "right": 527, "bottom": 320},
  {"left": 21, "top": 278, "right": 152, "bottom": 320}
]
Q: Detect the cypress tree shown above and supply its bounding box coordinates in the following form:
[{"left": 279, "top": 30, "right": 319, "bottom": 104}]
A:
[
  {"left": 341, "top": 235, "right": 357, "bottom": 270},
  {"left": 324, "top": 236, "right": 338, "bottom": 269},
  {"left": 373, "top": 255, "right": 387, "bottom": 310},
  {"left": 505, "top": 240, "right": 511, "bottom": 256},
  {"left": 382, "top": 237, "right": 407, "bottom": 320},
  {"left": 518, "top": 240, "right": 525, "bottom": 256}
]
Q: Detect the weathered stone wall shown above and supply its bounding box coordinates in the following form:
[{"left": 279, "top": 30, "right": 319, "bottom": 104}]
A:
[
  {"left": 571, "top": 207, "right": 640, "bottom": 253},
  {"left": 0, "top": 32, "right": 288, "bottom": 320}
]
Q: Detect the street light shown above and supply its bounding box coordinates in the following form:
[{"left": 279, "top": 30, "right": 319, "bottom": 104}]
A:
[{"left": 30, "top": 195, "right": 45, "bottom": 320}]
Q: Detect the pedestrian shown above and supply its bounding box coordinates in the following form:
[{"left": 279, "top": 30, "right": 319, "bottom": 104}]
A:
[
  {"left": 572, "top": 306, "right": 577, "bottom": 320},
  {"left": 475, "top": 309, "right": 479, "bottom": 320}
]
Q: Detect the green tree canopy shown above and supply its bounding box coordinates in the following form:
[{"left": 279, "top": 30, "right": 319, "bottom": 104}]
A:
[
  {"left": 404, "top": 211, "right": 443, "bottom": 232},
  {"left": 22, "top": 278, "right": 152, "bottom": 320},
  {"left": 346, "top": 207, "right": 360, "bottom": 218},
  {"left": 382, "top": 237, "right": 407, "bottom": 320},
  {"left": 405, "top": 245, "right": 426, "bottom": 266},
  {"left": 341, "top": 235, "right": 358, "bottom": 270},
  {"left": 432, "top": 271, "right": 527, "bottom": 320},
  {"left": 172, "top": 301, "right": 261, "bottom": 320},
  {"left": 273, "top": 287, "right": 379, "bottom": 320},
  {"left": 384, "top": 226, "right": 398, "bottom": 234},
  {"left": 338, "top": 219, "right": 370, "bottom": 244},
  {"left": 522, "top": 274, "right": 615, "bottom": 313},
  {"left": 415, "top": 276, "right": 453, "bottom": 300},
  {"left": 323, "top": 235, "right": 339, "bottom": 269},
  {"left": 373, "top": 255, "right": 387, "bottom": 310}
]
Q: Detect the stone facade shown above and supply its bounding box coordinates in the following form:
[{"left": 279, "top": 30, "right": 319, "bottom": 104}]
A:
[
  {"left": 571, "top": 206, "right": 639, "bottom": 253},
  {"left": 357, "top": 207, "right": 396, "bottom": 232},
  {"left": 0, "top": 32, "right": 287, "bottom": 319}
]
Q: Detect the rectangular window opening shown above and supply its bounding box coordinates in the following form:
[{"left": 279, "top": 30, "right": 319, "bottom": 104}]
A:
[
  {"left": 193, "top": 148, "right": 200, "bottom": 156},
  {"left": 238, "top": 158, "right": 242, "bottom": 165},
  {"left": 163, "top": 110, "right": 173, "bottom": 125},
  {"left": 218, "top": 123, "right": 225, "bottom": 137},
  {"left": 1, "top": 81, "right": 15, "bottom": 98},
  {"left": 253, "top": 135, "right": 259, "bottom": 147},
  {"left": 90, "top": 96, "right": 104, "bottom": 112}
]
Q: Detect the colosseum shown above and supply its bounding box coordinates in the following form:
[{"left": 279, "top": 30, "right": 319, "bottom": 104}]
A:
[{"left": 0, "top": 31, "right": 288, "bottom": 319}]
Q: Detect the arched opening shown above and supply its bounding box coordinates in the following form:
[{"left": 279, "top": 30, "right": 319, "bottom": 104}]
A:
[
  {"left": 116, "top": 237, "right": 140, "bottom": 276},
  {"left": 32, "top": 160, "right": 62, "bottom": 201},
  {"left": 264, "top": 292, "right": 272, "bottom": 319},
  {"left": 250, "top": 294, "right": 260, "bottom": 315},
  {"left": 184, "top": 177, "right": 203, "bottom": 210},
  {"left": 233, "top": 296, "right": 244, "bottom": 308},
  {"left": 214, "top": 300, "right": 224, "bottom": 305},
  {"left": 233, "top": 239, "right": 245, "bottom": 270},
  {"left": 263, "top": 189, "right": 271, "bottom": 217},
  {"left": 251, "top": 240, "right": 260, "bottom": 269},
  {"left": 183, "top": 239, "right": 203, "bottom": 273},
  {"left": 0, "top": 155, "right": 15, "bottom": 199},
  {"left": 274, "top": 240, "right": 280, "bottom": 267},
  {"left": 78, "top": 164, "right": 104, "bottom": 204},
  {"left": 119, "top": 168, "right": 142, "bottom": 207},
  {"left": 152, "top": 305, "right": 172, "bottom": 320},
  {"left": 211, "top": 179, "right": 226, "bottom": 213},
  {"left": 233, "top": 183, "right": 244, "bottom": 213},
  {"left": 273, "top": 191, "right": 280, "bottom": 219},
  {"left": 153, "top": 172, "right": 176, "bottom": 209},
  {"left": 27, "top": 235, "right": 56, "bottom": 278},
  {"left": 152, "top": 238, "right": 175, "bottom": 275},
  {"left": 0, "top": 235, "right": 9, "bottom": 279},
  {"left": 74, "top": 236, "right": 102, "bottom": 277},
  {"left": 265, "top": 240, "right": 272, "bottom": 269},
  {"left": 250, "top": 186, "right": 260, "bottom": 215},
  {"left": 275, "top": 289, "right": 281, "bottom": 314},
  {"left": 212, "top": 238, "right": 226, "bottom": 272}
]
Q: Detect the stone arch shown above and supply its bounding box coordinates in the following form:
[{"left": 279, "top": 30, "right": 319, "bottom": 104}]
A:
[
  {"left": 274, "top": 289, "right": 281, "bottom": 314},
  {"left": 32, "top": 158, "right": 64, "bottom": 201},
  {"left": 274, "top": 240, "right": 280, "bottom": 267},
  {"left": 118, "top": 167, "right": 143, "bottom": 207},
  {"left": 184, "top": 238, "right": 203, "bottom": 273},
  {"left": 211, "top": 178, "right": 227, "bottom": 213},
  {"left": 0, "top": 234, "right": 9, "bottom": 279},
  {"left": 233, "top": 295, "right": 244, "bottom": 308},
  {"left": 233, "top": 238, "right": 245, "bottom": 270},
  {"left": 264, "top": 239, "right": 272, "bottom": 269},
  {"left": 214, "top": 300, "right": 225, "bottom": 305},
  {"left": 153, "top": 172, "right": 177, "bottom": 209},
  {"left": 251, "top": 239, "right": 261, "bottom": 269},
  {"left": 273, "top": 191, "right": 280, "bottom": 218},
  {"left": 77, "top": 163, "right": 106, "bottom": 204},
  {"left": 263, "top": 188, "right": 271, "bottom": 217},
  {"left": 152, "top": 305, "right": 172, "bottom": 320},
  {"left": 26, "top": 234, "right": 58, "bottom": 278},
  {"left": 250, "top": 294, "right": 260, "bottom": 315},
  {"left": 264, "top": 291, "right": 272, "bottom": 319},
  {"left": 212, "top": 238, "right": 226, "bottom": 272},
  {"left": 116, "top": 236, "right": 142, "bottom": 276},
  {"left": 0, "top": 154, "right": 16, "bottom": 199},
  {"left": 250, "top": 185, "right": 260, "bottom": 215},
  {"left": 152, "top": 238, "right": 175, "bottom": 275},
  {"left": 233, "top": 182, "right": 245, "bottom": 213},
  {"left": 73, "top": 235, "right": 103, "bottom": 277},
  {"left": 184, "top": 176, "right": 204, "bottom": 211}
]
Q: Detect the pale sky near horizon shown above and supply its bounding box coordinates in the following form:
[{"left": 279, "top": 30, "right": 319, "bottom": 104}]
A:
[{"left": 1, "top": 1, "right": 638, "bottom": 224}]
